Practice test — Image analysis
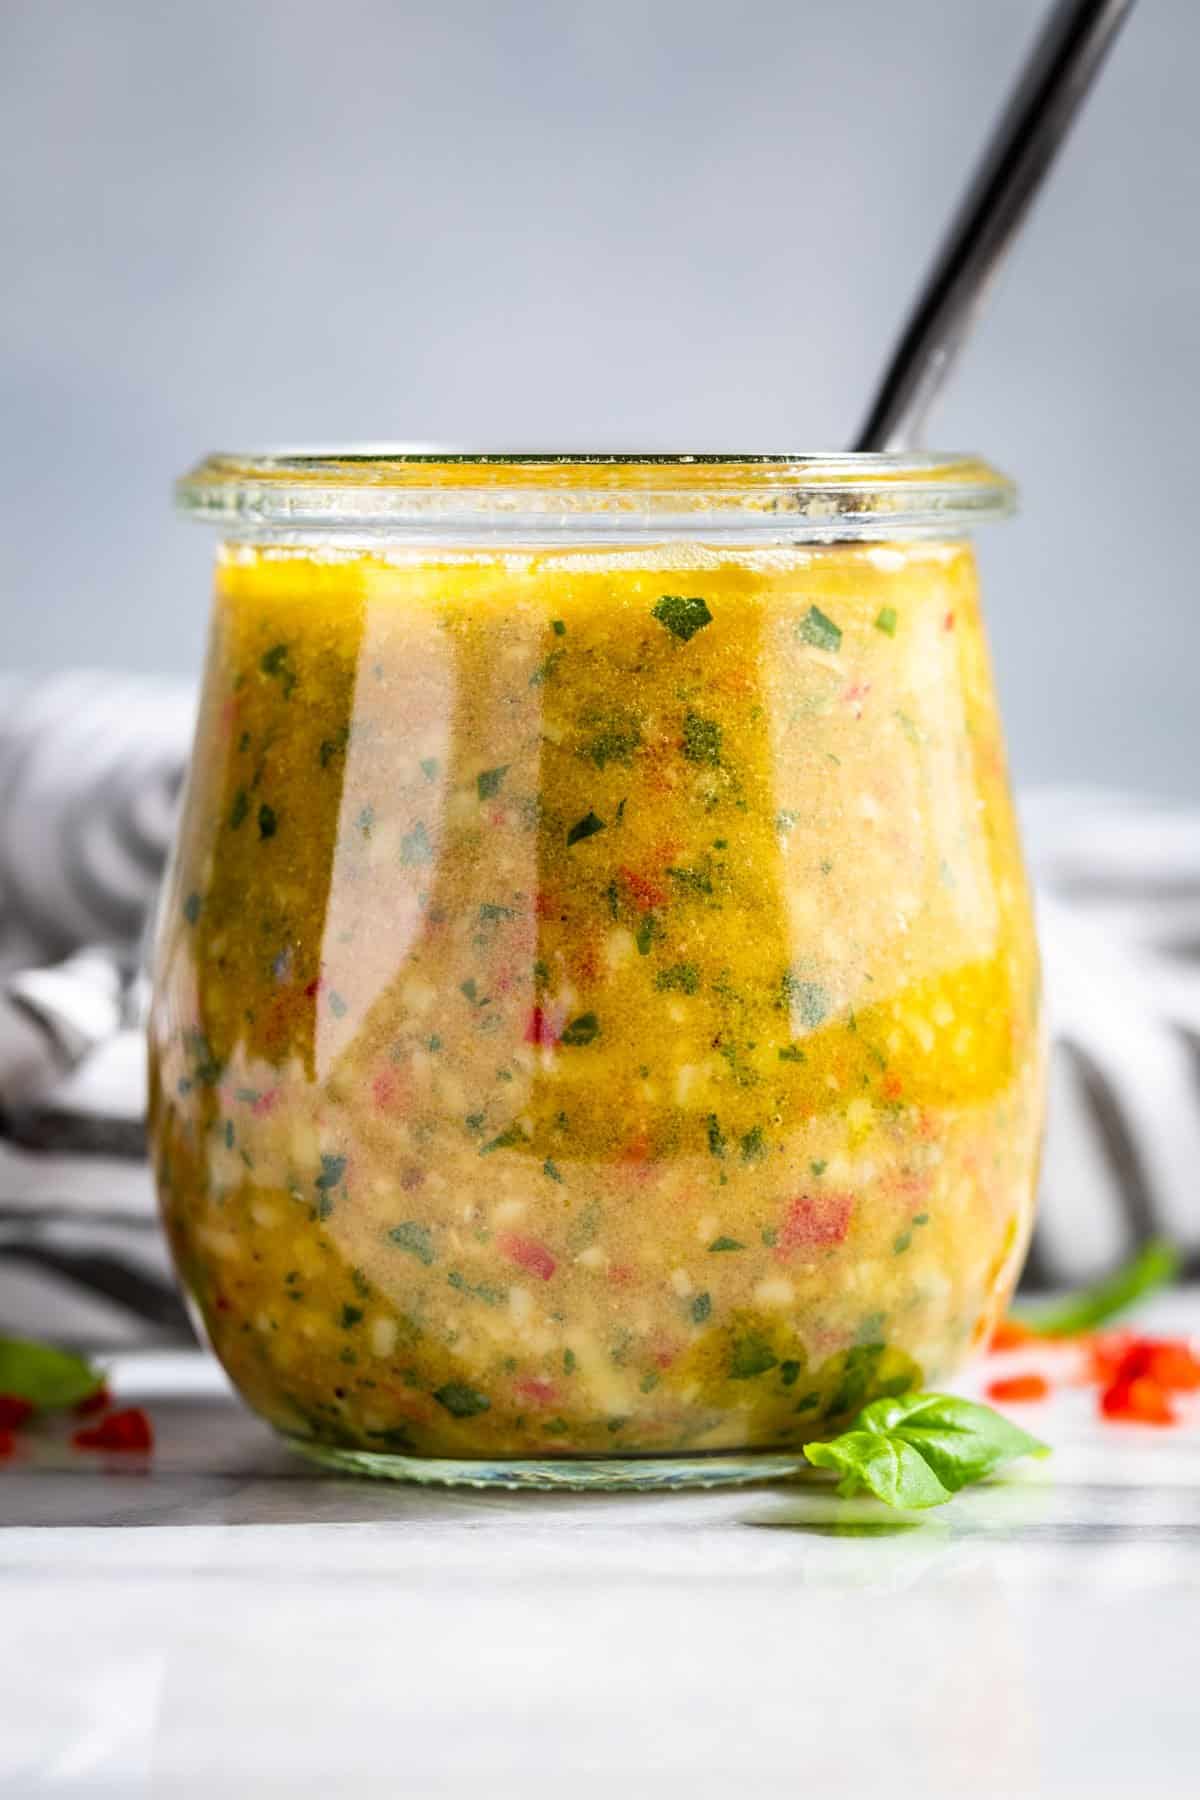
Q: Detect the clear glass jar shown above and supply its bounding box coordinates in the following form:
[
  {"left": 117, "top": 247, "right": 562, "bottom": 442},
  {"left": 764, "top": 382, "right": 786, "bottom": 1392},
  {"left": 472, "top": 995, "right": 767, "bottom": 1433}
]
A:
[{"left": 150, "top": 451, "right": 1044, "bottom": 1489}]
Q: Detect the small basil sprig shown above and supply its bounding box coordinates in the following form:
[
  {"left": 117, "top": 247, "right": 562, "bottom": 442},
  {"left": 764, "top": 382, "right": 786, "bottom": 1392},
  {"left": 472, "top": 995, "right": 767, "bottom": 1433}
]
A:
[
  {"left": 0, "top": 1335, "right": 103, "bottom": 1410},
  {"left": 1011, "top": 1237, "right": 1179, "bottom": 1338},
  {"left": 804, "top": 1392, "right": 1048, "bottom": 1509}
]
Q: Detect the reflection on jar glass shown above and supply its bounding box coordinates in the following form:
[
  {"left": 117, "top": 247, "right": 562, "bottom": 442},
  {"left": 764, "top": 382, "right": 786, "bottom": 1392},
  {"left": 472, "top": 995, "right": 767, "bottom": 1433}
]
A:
[{"left": 150, "top": 452, "right": 1044, "bottom": 1489}]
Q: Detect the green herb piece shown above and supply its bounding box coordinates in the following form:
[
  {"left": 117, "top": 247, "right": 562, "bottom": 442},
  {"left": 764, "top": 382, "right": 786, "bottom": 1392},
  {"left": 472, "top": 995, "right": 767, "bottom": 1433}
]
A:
[
  {"left": 640, "top": 1371, "right": 660, "bottom": 1394},
  {"left": 682, "top": 712, "right": 722, "bottom": 766},
  {"left": 447, "top": 1272, "right": 504, "bottom": 1306},
  {"left": 810, "top": 1159, "right": 827, "bottom": 1176},
  {"left": 386, "top": 1221, "right": 435, "bottom": 1264},
  {"left": 260, "top": 642, "right": 296, "bottom": 697},
  {"left": 739, "top": 1126, "right": 766, "bottom": 1163},
  {"left": 729, "top": 1334, "right": 778, "bottom": 1380},
  {"left": 708, "top": 1235, "right": 744, "bottom": 1253},
  {"left": 543, "top": 1158, "right": 564, "bottom": 1183},
  {"left": 583, "top": 719, "right": 641, "bottom": 769},
  {"left": 229, "top": 789, "right": 249, "bottom": 830},
  {"left": 419, "top": 756, "right": 440, "bottom": 782},
  {"left": 893, "top": 1230, "right": 913, "bottom": 1255},
  {"left": 530, "top": 649, "right": 564, "bottom": 686},
  {"left": 328, "top": 990, "right": 348, "bottom": 1018},
  {"left": 434, "top": 1383, "right": 491, "bottom": 1418},
  {"left": 635, "top": 913, "right": 663, "bottom": 956},
  {"left": 477, "top": 766, "right": 509, "bottom": 801},
  {"left": 478, "top": 903, "right": 515, "bottom": 925},
  {"left": 1012, "top": 1239, "right": 1181, "bottom": 1337},
  {"left": 655, "top": 963, "right": 699, "bottom": 995},
  {"left": 797, "top": 605, "right": 842, "bottom": 653},
  {"left": 183, "top": 892, "right": 202, "bottom": 925},
  {"left": 567, "top": 811, "right": 606, "bottom": 847},
  {"left": 804, "top": 1392, "right": 1048, "bottom": 1510},
  {"left": 257, "top": 803, "right": 278, "bottom": 840},
  {"left": 778, "top": 1045, "right": 806, "bottom": 1063},
  {"left": 666, "top": 864, "right": 713, "bottom": 896},
  {"left": 779, "top": 1359, "right": 802, "bottom": 1387},
  {"left": 0, "top": 1336, "right": 103, "bottom": 1411},
  {"left": 653, "top": 594, "right": 713, "bottom": 642},
  {"left": 706, "top": 1115, "right": 726, "bottom": 1159},
  {"left": 782, "top": 972, "right": 829, "bottom": 1028},
  {"left": 561, "top": 1012, "right": 599, "bottom": 1046},
  {"left": 400, "top": 821, "right": 433, "bottom": 866},
  {"left": 315, "top": 1154, "right": 346, "bottom": 1192},
  {"left": 875, "top": 605, "right": 898, "bottom": 637},
  {"left": 563, "top": 1348, "right": 577, "bottom": 1373},
  {"left": 775, "top": 810, "right": 798, "bottom": 836},
  {"left": 552, "top": 619, "right": 566, "bottom": 636},
  {"left": 340, "top": 1305, "right": 363, "bottom": 1330},
  {"left": 480, "top": 1123, "right": 527, "bottom": 1155},
  {"left": 691, "top": 1292, "right": 712, "bottom": 1325},
  {"left": 761, "top": 1227, "right": 779, "bottom": 1247}
]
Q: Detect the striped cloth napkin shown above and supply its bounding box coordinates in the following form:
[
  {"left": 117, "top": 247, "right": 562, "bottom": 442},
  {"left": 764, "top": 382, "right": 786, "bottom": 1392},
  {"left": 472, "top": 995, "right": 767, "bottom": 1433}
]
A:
[{"left": 1, "top": 674, "right": 1197, "bottom": 1346}]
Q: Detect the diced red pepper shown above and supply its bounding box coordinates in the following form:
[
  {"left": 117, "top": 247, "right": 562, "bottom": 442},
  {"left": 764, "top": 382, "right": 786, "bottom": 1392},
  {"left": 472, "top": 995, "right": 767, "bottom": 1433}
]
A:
[
  {"left": 1100, "top": 1376, "right": 1175, "bottom": 1425},
  {"left": 0, "top": 1428, "right": 15, "bottom": 1458},
  {"left": 990, "top": 1317, "right": 1039, "bottom": 1353},
  {"left": 777, "top": 1192, "right": 854, "bottom": 1256},
  {"left": 618, "top": 866, "right": 667, "bottom": 912},
  {"left": 72, "top": 1407, "right": 154, "bottom": 1452},
  {"left": 251, "top": 1086, "right": 280, "bottom": 1118},
  {"left": 524, "top": 1006, "right": 563, "bottom": 1048},
  {"left": 497, "top": 1233, "right": 557, "bottom": 1281},
  {"left": 0, "top": 1394, "right": 34, "bottom": 1430},
  {"left": 513, "top": 1377, "right": 558, "bottom": 1404},
  {"left": 986, "top": 1373, "right": 1050, "bottom": 1404},
  {"left": 73, "top": 1384, "right": 112, "bottom": 1418}
]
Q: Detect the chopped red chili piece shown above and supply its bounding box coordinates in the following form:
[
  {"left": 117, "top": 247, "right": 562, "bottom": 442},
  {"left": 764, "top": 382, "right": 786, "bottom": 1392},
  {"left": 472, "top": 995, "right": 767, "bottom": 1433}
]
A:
[
  {"left": 985, "top": 1373, "right": 1050, "bottom": 1404},
  {"left": 776, "top": 1192, "right": 854, "bottom": 1255},
  {"left": 0, "top": 1427, "right": 15, "bottom": 1458},
  {"left": 73, "top": 1384, "right": 112, "bottom": 1418},
  {"left": 496, "top": 1232, "right": 557, "bottom": 1281},
  {"left": 0, "top": 1394, "right": 34, "bottom": 1430},
  {"left": 1100, "top": 1376, "right": 1175, "bottom": 1426},
  {"left": 989, "top": 1317, "right": 1038, "bottom": 1352},
  {"left": 72, "top": 1407, "right": 154, "bottom": 1452}
]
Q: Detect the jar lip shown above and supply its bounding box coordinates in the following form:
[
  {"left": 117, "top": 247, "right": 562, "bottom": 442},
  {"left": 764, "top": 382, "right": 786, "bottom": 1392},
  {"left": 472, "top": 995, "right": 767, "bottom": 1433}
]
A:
[{"left": 175, "top": 447, "right": 1016, "bottom": 540}]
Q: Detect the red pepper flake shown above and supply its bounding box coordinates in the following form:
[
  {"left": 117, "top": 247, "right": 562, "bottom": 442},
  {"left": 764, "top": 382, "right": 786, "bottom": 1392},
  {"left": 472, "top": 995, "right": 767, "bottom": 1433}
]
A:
[
  {"left": 1101, "top": 1376, "right": 1176, "bottom": 1426},
  {"left": 72, "top": 1407, "right": 154, "bottom": 1453},
  {"left": 990, "top": 1317, "right": 1039, "bottom": 1352},
  {"left": 619, "top": 866, "right": 667, "bottom": 912},
  {"left": 777, "top": 1192, "right": 854, "bottom": 1257},
  {"left": 497, "top": 1233, "right": 557, "bottom": 1281},
  {"left": 608, "top": 1262, "right": 635, "bottom": 1287},
  {"left": 882, "top": 1073, "right": 904, "bottom": 1100},
  {"left": 0, "top": 1394, "right": 34, "bottom": 1430},
  {"left": 303, "top": 977, "right": 322, "bottom": 998},
  {"left": 0, "top": 1428, "right": 15, "bottom": 1458},
  {"left": 251, "top": 1086, "right": 280, "bottom": 1118},
  {"left": 986, "top": 1373, "right": 1050, "bottom": 1404},
  {"left": 524, "top": 1006, "right": 562, "bottom": 1048},
  {"left": 513, "top": 1377, "right": 558, "bottom": 1405},
  {"left": 943, "top": 611, "right": 956, "bottom": 632},
  {"left": 73, "top": 1384, "right": 112, "bottom": 1418}
]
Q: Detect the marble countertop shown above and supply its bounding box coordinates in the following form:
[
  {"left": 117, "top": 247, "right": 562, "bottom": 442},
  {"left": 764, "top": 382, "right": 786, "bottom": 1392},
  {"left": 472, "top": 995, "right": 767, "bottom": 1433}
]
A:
[{"left": 4, "top": 1298, "right": 1200, "bottom": 1798}]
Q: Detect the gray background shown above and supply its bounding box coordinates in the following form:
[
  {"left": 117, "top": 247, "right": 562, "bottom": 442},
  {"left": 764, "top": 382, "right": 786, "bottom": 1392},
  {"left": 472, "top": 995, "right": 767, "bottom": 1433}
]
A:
[{"left": 1, "top": 0, "right": 1194, "bottom": 794}]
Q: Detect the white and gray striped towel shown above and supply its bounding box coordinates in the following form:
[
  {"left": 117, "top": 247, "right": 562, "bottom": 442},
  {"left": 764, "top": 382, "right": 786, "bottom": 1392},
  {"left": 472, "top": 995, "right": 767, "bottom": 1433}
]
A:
[{"left": 1, "top": 674, "right": 1197, "bottom": 1347}]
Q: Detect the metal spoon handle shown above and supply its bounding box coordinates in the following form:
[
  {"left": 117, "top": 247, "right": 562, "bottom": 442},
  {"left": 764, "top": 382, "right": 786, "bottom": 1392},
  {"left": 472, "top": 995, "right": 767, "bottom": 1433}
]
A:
[{"left": 853, "top": 0, "right": 1135, "bottom": 454}]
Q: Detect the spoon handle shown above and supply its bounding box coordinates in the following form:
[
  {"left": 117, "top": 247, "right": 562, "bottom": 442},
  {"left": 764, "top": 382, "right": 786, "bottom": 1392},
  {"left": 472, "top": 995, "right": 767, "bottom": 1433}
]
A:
[{"left": 853, "top": 0, "right": 1135, "bottom": 454}]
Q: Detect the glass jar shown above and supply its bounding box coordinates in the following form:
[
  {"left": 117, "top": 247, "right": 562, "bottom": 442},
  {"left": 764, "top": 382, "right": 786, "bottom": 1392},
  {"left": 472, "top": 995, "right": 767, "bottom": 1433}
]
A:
[{"left": 151, "top": 451, "right": 1044, "bottom": 1489}]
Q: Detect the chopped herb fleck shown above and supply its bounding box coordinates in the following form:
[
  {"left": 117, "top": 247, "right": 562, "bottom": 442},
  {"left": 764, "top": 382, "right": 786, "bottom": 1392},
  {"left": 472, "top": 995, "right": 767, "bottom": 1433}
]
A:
[
  {"left": 563, "top": 1348, "right": 577, "bottom": 1373},
  {"left": 543, "top": 1157, "right": 564, "bottom": 1183},
  {"left": 183, "top": 892, "right": 202, "bottom": 925},
  {"left": 691, "top": 1292, "right": 712, "bottom": 1324},
  {"left": 560, "top": 1012, "right": 599, "bottom": 1046},
  {"left": 434, "top": 1383, "right": 491, "bottom": 1418},
  {"left": 797, "top": 605, "right": 842, "bottom": 653},
  {"left": 740, "top": 1126, "right": 766, "bottom": 1163},
  {"left": 636, "top": 913, "right": 663, "bottom": 956},
  {"left": 400, "top": 821, "right": 433, "bottom": 865},
  {"left": 530, "top": 649, "right": 564, "bottom": 686},
  {"left": 552, "top": 619, "right": 566, "bottom": 636},
  {"left": 480, "top": 1123, "right": 527, "bottom": 1155},
  {"left": 447, "top": 1271, "right": 504, "bottom": 1306},
  {"left": 340, "top": 1305, "right": 363, "bottom": 1329},
  {"left": 810, "top": 1159, "right": 827, "bottom": 1177},
  {"left": 708, "top": 1235, "right": 745, "bottom": 1253},
  {"left": 229, "top": 789, "right": 249, "bottom": 830},
  {"left": 567, "top": 811, "right": 606, "bottom": 847},
  {"left": 477, "top": 766, "right": 509, "bottom": 800},
  {"left": 328, "top": 990, "right": 348, "bottom": 1018},
  {"left": 653, "top": 594, "right": 713, "bottom": 642},
  {"left": 257, "top": 803, "right": 278, "bottom": 840},
  {"left": 707, "top": 1115, "right": 726, "bottom": 1158},
  {"left": 478, "top": 902, "right": 515, "bottom": 924},
  {"left": 260, "top": 642, "right": 296, "bottom": 697},
  {"left": 729, "top": 1334, "right": 778, "bottom": 1380},
  {"left": 315, "top": 1154, "right": 346, "bottom": 1191},
  {"left": 782, "top": 972, "right": 829, "bottom": 1029},
  {"left": 778, "top": 1044, "right": 806, "bottom": 1063},
  {"left": 682, "top": 711, "right": 722, "bottom": 766},
  {"left": 780, "top": 1359, "right": 802, "bottom": 1387},
  {"left": 387, "top": 1221, "right": 435, "bottom": 1265},
  {"left": 639, "top": 1371, "right": 660, "bottom": 1394},
  {"left": 655, "top": 963, "right": 700, "bottom": 995},
  {"left": 875, "top": 605, "right": 898, "bottom": 637},
  {"left": 419, "top": 756, "right": 439, "bottom": 781}
]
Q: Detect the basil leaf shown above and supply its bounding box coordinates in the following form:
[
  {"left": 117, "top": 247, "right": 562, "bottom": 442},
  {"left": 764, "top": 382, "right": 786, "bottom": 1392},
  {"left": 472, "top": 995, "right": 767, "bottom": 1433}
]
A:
[
  {"left": 1012, "top": 1238, "right": 1180, "bottom": 1337},
  {"left": 560, "top": 1012, "right": 599, "bottom": 1046},
  {"left": 804, "top": 1392, "right": 1048, "bottom": 1510},
  {"left": 434, "top": 1383, "right": 491, "bottom": 1418},
  {"left": 0, "top": 1336, "right": 103, "bottom": 1411},
  {"left": 567, "top": 811, "right": 606, "bottom": 847},
  {"left": 797, "top": 605, "right": 842, "bottom": 653}
]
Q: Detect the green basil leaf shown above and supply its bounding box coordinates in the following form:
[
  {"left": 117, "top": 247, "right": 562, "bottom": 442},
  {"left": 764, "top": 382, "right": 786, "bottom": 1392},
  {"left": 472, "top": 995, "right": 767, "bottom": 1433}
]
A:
[
  {"left": 653, "top": 594, "right": 713, "bottom": 642},
  {"left": 0, "top": 1336, "right": 103, "bottom": 1411},
  {"left": 1012, "top": 1238, "right": 1180, "bottom": 1337},
  {"left": 804, "top": 1391, "right": 1048, "bottom": 1509}
]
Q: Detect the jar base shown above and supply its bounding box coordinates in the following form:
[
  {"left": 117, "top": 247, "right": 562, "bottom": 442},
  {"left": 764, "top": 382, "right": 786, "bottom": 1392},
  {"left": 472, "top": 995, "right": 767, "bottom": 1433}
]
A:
[{"left": 284, "top": 1437, "right": 808, "bottom": 1492}]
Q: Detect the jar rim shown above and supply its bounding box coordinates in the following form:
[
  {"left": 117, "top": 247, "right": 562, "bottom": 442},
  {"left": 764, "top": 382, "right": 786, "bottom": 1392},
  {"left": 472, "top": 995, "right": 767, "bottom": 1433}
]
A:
[{"left": 175, "top": 447, "right": 1016, "bottom": 541}]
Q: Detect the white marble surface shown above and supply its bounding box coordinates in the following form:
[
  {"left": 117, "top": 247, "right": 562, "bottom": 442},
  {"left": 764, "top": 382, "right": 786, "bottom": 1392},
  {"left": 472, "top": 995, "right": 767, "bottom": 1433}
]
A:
[{"left": 3, "top": 1300, "right": 1200, "bottom": 1798}]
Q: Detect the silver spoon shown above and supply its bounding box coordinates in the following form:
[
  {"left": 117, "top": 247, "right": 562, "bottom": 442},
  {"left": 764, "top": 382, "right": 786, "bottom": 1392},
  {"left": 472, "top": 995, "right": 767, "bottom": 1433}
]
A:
[{"left": 854, "top": 0, "right": 1135, "bottom": 453}]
